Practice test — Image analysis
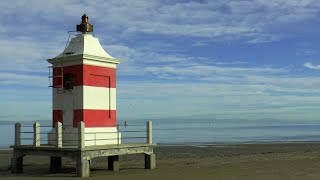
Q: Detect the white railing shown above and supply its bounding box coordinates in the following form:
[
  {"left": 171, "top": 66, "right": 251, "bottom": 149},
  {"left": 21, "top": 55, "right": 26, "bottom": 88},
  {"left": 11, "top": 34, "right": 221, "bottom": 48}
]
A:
[{"left": 14, "top": 121, "right": 153, "bottom": 149}]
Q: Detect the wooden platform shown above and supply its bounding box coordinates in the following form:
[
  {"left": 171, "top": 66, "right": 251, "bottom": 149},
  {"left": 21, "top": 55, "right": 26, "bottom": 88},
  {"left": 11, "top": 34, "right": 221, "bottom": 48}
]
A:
[
  {"left": 10, "top": 143, "right": 156, "bottom": 177},
  {"left": 11, "top": 121, "right": 155, "bottom": 177}
]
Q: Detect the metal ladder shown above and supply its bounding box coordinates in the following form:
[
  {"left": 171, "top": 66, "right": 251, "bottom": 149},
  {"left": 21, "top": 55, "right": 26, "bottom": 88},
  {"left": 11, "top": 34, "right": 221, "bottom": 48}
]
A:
[{"left": 48, "top": 32, "right": 78, "bottom": 93}]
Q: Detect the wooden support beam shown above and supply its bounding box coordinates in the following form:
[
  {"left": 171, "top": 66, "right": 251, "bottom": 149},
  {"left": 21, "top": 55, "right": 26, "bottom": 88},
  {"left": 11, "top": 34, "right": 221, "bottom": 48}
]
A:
[
  {"left": 145, "top": 153, "right": 156, "bottom": 169},
  {"left": 78, "top": 121, "right": 85, "bottom": 149},
  {"left": 33, "top": 122, "right": 40, "bottom": 147},
  {"left": 14, "top": 122, "right": 21, "bottom": 146},
  {"left": 76, "top": 157, "right": 90, "bottom": 177},
  {"left": 147, "top": 121, "right": 152, "bottom": 144},
  {"left": 11, "top": 150, "right": 24, "bottom": 173},
  {"left": 55, "top": 122, "right": 62, "bottom": 147},
  {"left": 108, "top": 155, "right": 119, "bottom": 171},
  {"left": 50, "top": 157, "right": 62, "bottom": 173}
]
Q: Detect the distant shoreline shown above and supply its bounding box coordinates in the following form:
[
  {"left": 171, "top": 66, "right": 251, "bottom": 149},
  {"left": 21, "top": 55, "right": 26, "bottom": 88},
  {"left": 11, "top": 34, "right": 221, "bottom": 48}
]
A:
[
  {"left": 2, "top": 140, "right": 320, "bottom": 150},
  {"left": 157, "top": 140, "right": 320, "bottom": 146}
]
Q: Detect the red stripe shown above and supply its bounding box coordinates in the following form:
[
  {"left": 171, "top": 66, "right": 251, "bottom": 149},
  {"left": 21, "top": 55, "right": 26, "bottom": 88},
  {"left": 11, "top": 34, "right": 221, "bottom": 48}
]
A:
[
  {"left": 73, "top": 109, "right": 116, "bottom": 128},
  {"left": 83, "top": 65, "right": 116, "bottom": 88},
  {"left": 53, "top": 65, "right": 83, "bottom": 88},
  {"left": 52, "top": 110, "right": 63, "bottom": 127},
  {"left": 53, "top": 64, "right": 116, "bottom": 88}
]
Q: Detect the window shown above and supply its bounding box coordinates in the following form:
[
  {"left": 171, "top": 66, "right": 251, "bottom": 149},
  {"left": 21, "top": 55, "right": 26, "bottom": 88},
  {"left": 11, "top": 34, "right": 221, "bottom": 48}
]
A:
[{"left": 63, "top": 74, "right": 73, "bottom": 90}]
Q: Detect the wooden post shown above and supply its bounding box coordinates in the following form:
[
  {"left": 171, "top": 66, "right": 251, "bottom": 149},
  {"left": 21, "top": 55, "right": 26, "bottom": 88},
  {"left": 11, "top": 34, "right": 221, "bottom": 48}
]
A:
[
  {"left": 33, "top": 122, "right": 40, "bottom": 147},
  {"left": 145, "top": 153, "right": 156, "bottom": 169},
  {"left": 14, "top": 122, "right": 21, "bottom": 146},
  {"left": 117, "top": 124, "right": 120, "bottom": 145},
  {"left": 11, "top": 154, "right": 23, "bottom": 173},
  {"left": 147, "top": 121, "right": 152, "bottom": 144},
  {"left": 55, "top": 122, "right": 62, "bottom": 147},
  {"left": 76, "top": 157, "right": 90, "bottom": 177},
  {"left": 78, "top": 121, "right": 85, "bottom": 149}
]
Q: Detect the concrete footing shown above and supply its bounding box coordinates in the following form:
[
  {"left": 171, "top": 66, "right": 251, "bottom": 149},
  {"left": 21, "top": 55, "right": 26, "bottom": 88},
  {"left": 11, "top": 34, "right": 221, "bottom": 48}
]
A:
[
  {"left": 145, "top": 153, "right": 156, "bottom": 169},
  {"left": 50, "top": 157, "right": 62, "bottom": 173},
  {"left": 77, "top": 158, "right": 90, "bottom": 177},
  {"left": 108, "top": 155, "right": 119, "bottom": 171},
  {"left": 11, "top": 155, "right": 23, "bottom": 173}
]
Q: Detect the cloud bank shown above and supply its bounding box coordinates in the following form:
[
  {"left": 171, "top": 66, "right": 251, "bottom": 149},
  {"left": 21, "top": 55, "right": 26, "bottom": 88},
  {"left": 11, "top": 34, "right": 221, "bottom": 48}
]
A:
[
  {"left": 0, "top": 0, "right": 320, "bottom": 121},
  {"left": 304, "top": 62, "right": 320, "bottom": 70}
]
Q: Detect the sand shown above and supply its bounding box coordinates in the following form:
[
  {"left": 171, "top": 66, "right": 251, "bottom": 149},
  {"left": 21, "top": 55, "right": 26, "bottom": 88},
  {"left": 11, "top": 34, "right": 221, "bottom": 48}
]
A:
[{"left": 1, "top": 142, "right": 320, "bottom": 179}]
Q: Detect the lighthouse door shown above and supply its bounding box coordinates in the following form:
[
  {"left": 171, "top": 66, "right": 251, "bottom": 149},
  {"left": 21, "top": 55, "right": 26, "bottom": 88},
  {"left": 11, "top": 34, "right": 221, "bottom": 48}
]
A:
[
  {"left": 61, "top": 73, "right": 75, "bottom": 128},
  {"left": 62, "top": 91, "right": 74, "bottom": 128}
]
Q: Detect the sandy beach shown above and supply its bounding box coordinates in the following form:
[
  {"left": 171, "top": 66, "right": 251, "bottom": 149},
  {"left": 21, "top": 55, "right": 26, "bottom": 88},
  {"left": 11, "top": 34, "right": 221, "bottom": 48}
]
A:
[{"left": 1, "top": 142, "right": 320, "bottom": 179}]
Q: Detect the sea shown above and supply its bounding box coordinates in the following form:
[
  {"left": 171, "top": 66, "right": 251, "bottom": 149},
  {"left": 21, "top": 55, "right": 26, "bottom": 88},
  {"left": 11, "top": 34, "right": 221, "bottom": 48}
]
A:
[{"left": 1, "top": 119, "right": 320, "bottom": 149}]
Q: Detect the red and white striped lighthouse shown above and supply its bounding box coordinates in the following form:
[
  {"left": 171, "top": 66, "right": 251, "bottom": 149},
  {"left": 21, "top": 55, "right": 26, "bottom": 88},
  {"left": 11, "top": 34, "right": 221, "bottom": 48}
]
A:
[{"left": 47, "top": 14, "right": 120, "bottom": 146}]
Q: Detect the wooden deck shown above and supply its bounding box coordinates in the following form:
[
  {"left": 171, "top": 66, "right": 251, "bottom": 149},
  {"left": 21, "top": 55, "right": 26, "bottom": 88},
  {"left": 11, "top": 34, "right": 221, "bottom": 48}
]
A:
[{"left": 10, "top": 121, "right": 156, "bottom": 177}]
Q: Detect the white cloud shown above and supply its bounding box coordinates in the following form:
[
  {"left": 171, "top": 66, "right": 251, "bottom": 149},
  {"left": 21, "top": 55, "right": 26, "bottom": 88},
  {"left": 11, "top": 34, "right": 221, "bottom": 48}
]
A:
[
  {"left": 106, "top": 45, "right": 193, "bottom": 64},
  {"left": 140, "top": 61, "right": 288, "bottom": 85},
  {"left": 0, "top": 72, "right": 48, "bottom": 87},
  {"left": 117, "top": 80, "right": 320, "bottom": 120},
  {"left": 0, "top": 0, "right": 318, "bottom": 75},
  {"left": 0, "top": 0, "right": 319, "bottom": 122},
  {"left": 0, "top": 0, "right": 319, "bottom": 42},
  {"left": 304, "top": 62, "right": 320, "bottom": 70},
  {"left": 0, "top": 87, "right": 51, "bottom": 121},
  {"left": 106, "top": 44, "right": 284, "bottom": 80},
  {"left": 0, "top": 37, "right": 65, "bottom": 72},
  {"left": 0, "top": 101, "right": 51, "bottom": 122},
  {"left": 296, "top": 49, "right": 316, "bottom": 56}
]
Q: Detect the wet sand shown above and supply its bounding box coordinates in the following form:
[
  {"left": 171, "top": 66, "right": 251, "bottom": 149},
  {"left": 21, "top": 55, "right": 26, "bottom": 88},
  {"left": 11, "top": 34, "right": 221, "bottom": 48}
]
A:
[{"left": 1, "top": 142, "right": 320, "bottom": 179}]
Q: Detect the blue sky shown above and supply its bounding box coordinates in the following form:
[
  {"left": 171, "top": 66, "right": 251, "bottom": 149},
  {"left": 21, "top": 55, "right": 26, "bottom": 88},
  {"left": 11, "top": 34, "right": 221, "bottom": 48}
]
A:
[{"left": 0, "top": 0, "right": 320, "bottom": 122}]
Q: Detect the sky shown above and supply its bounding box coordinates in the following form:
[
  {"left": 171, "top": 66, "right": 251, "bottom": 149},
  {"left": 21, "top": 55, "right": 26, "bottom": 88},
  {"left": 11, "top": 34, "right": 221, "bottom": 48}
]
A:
[{"left": 0, "top": 0, "right": 320, "bottom": 122}]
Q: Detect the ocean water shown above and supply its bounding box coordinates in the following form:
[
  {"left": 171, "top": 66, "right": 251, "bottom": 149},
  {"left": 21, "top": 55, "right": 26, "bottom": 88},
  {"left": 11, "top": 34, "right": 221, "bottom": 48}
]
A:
[
  {"left": 1, "top": 119, "right": 320, "bottom": 148},
  {"left": 151, "top": 119, "right": 320, "bottom": 145}
]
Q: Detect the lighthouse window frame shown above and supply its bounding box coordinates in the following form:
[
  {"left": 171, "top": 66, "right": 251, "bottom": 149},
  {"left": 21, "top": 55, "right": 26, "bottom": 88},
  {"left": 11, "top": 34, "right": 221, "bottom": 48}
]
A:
[{"left": 63, "top": 74, "right": 74, "bottom": 90}]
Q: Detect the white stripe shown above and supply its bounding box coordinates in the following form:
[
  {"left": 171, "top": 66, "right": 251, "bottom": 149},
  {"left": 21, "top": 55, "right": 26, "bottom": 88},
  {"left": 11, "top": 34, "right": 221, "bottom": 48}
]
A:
[
  {"left": 52, "top": 86, "right": 116, "bottom": 110},
  {"left": 83, "top": 59, "right": 117, "bottom": 68},
  {"left": 50, "top": 59, "right": 117, "bottom": 68},
  {"left": 48, "top": 127, "right": 121, "bottom": 146},
  {"left": 52, "top": 87, "right": 83, "bottom": 110},
  {"left": 85, "top": 127, "right": 118, "bottom": 133},
  {"left": 83, "top": 86, "right": 116, "bottom": 110}
]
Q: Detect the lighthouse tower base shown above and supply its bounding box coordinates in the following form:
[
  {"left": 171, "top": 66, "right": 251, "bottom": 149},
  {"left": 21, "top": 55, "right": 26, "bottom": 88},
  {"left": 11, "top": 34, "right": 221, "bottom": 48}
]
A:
[{"left": 48, "top": 127, "right": 121, "bottom": 146}]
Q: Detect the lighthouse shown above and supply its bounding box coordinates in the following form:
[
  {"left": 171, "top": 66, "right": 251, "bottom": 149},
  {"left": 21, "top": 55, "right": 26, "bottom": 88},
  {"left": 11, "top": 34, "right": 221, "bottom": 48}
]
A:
[{"left": 47, "top": 14, "right": 120, "bottom": 146}]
